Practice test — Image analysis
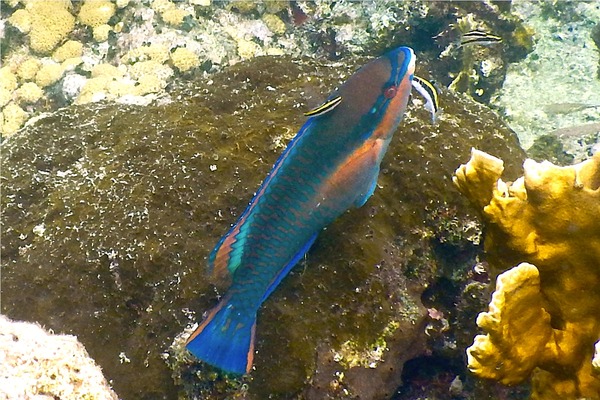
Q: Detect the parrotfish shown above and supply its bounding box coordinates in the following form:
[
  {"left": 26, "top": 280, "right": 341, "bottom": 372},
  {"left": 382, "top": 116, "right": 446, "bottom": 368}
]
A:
[{"left": 186, "top": 46, "right": 416, "bottom": 374}]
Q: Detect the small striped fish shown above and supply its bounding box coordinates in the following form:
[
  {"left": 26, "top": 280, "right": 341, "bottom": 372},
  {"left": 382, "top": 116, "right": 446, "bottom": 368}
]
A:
[{"left": 460, "top": 30, "right": 503, "bottom": 47}]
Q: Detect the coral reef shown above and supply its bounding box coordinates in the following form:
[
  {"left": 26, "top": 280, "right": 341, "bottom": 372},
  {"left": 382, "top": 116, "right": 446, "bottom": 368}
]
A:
[
  {"left": 24, "top": 1, "right": 76, "bottom": 55},
  {"left": 453, "top": 149, "right": 600, "bottom": 399},
  {"left": 496, "top": 1, "right": 600, "bottom": 151},
  {"left": 0, "top": 314, "right": 119, "bottom": 400},
  {"left": 593, "top": 22, "right": 600, "bottom": 79},
  {"left": 78, "top": 0, "right": 116, "bottom": 28},
  {"left": 0, "top": 1, "right": 532, "bottom": 136},
  {"left": 1, "top": 55, "right": 524, "bottom": 399}
]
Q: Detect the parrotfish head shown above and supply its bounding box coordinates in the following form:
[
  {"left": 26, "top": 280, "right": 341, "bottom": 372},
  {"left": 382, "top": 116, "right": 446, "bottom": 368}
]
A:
[{"left": 312, "top": 46, "right": 415, "bottom": 144}]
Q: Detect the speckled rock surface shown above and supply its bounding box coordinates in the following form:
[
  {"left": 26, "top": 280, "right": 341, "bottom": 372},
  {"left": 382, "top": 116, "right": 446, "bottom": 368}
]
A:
[
  {"left": 1, "top": 55, "right": 525, "bottom": 399},
  {"left": 0, "top": 314, "right": 118, "bottom": 400}
]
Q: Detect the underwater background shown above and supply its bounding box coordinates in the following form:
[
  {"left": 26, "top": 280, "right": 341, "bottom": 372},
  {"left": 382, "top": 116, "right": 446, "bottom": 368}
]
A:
[{"left": 1, "top": 1, "right": 599, "bottom": 399}]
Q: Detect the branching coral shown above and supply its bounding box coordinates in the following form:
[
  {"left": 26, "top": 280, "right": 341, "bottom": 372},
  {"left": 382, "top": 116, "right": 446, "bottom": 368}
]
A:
[{"left": 454, "top": 149, "right": 600, "bottom": 399}]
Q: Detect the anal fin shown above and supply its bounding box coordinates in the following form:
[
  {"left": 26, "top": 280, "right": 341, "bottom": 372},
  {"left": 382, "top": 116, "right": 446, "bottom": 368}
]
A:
[
  {"left": 261, "top": 233, "right": 318, "bottom": 303},
  {"left": 354, "top": 172, "right": 379, "bottom": 208}
]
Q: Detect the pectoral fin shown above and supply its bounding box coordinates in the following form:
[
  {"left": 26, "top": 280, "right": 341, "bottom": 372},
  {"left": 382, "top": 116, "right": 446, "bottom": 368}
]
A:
[
  {"left": 354, "top": 172, "right": 379, "bottom": 207},
  {"left": 320, "top": 137, "right": 387, "bottom": 209}
]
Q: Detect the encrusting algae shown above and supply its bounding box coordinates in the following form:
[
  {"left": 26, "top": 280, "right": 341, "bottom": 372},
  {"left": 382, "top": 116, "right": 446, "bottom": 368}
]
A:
[{"left": 453, "top": 149, "right": 600, "bottom": 400}]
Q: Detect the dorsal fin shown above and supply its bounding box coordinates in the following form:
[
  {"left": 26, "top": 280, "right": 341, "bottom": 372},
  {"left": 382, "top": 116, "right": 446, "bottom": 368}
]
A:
[{"left": 208, "top": 222, "right": 247, "bottom": 282}]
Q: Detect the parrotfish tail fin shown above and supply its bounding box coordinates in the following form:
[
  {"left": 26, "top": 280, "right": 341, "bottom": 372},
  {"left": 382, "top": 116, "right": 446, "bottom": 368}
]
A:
[{"left": 186, "top": 296, "right": 256, "bottom": 375}]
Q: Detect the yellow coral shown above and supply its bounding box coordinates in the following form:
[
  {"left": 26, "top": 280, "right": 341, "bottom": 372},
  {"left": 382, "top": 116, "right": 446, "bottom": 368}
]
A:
[
  {"left": 144, "top": 44, "right": 170, "bottom": 63},
  {"left": 75, "top": 76, "right": 112, "bottom": 104},
  {"left": 52, "top": 40, "right": 83, "bottom": 62},
  {"left": 93, "top": 24, "right": 112, "bottom": 42},
  {"left": 150, "top": 0, "right": 172, "bottom": 13},
  {"left": 128, "top": 60, "right": 172, "bottom": 81},
  {"left": 8, "top": 8, "right": 32, "bottom": 33},
  {"left": 467, "top": 263, "right": 553, "bottom": 385},
  {"left": 91, "top": 63, "right": 125, "bottom": 79},
  {"left": 1, "top": 102, "right": 28, "bottom": 137},
  {"left": 262, "top": 14, "right": 286, "bottom": 35},
  {"left": 16, "top": 58, "right": 41, "bottom": 81},
  {"left": 161, "top": 8, "right": 190, "bottom": 27},
  {"left": 78, "top": 0, "right": 116, "bottom": 28},
  {"left": 106, "top": 78, "right": 135, "bottom": 97},
  {"left": 35, "top": 63, "right": 65, "bottom": 88},
  {"left": 0, "top": 89, "right": 12, "bottom": 108},
  {"left": 61, "top": 57, "right": 83, "bottom": 71},
  {"left": 170, "top": 48, "right": 199, "bottom": 73},
  {"left": 27, "top": 1, "right": 76, "bottom": 54},
  {"left": 237, "top": 39, "right": 260, "bottom": 60},
  {"left": 134, "top": 74, "right": 165, "bottom": 96},
  {"left": 454, "top": 149, "right": 600, "bottom": 400},
  {"left": 15, "top": 82, "right": 44, "bottom": 103},
  {"left": 0, "top": 67, "right": 18, "bottom": 92}
]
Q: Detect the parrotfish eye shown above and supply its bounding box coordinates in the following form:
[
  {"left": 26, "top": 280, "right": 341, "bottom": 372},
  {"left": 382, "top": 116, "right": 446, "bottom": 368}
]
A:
[{"left": 383, "top": 85, "right": 398, "bottom": 99}]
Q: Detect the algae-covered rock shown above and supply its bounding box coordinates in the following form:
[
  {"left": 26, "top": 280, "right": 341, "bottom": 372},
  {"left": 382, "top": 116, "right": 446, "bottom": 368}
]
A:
[{"left": 1, "top": 55, "right": 524, "bottom": 399}]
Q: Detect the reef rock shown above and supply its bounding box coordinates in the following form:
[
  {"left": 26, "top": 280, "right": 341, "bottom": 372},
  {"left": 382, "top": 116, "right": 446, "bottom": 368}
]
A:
[
  {"left": 0, "top": 314, "right": 118, "bottom": 400},
  {"left": 454, "top": 149, "right": 600, "bottom": 399},
  {"left": 1, "top": 56, "right": 523, "bottom": 399}
]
